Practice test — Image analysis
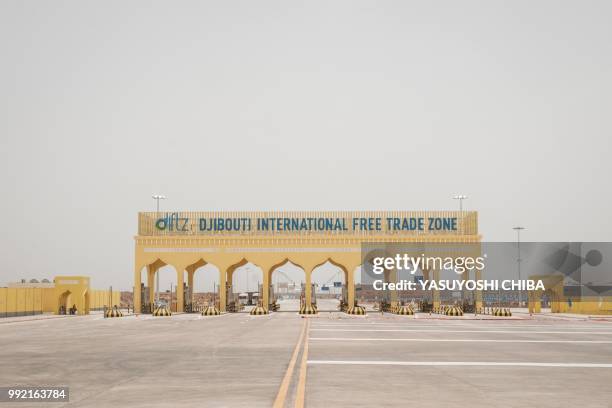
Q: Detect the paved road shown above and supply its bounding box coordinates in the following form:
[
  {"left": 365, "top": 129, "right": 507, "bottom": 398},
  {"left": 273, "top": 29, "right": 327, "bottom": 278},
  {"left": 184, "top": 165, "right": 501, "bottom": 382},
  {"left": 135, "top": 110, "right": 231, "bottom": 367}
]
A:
[
  {"left": 276, "top": 298, "right": 339, "bottom": 312},
  {"left": 0, "top": 312, "right": 611, "bottom": 407},
  {"left": 306, "top": 315, "right": 612, "bottom": 408}
]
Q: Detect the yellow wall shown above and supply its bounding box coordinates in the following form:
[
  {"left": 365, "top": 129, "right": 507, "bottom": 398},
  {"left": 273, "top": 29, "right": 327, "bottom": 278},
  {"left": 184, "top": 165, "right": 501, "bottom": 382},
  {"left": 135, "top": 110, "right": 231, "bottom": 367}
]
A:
[
  {"left": 555, "top": 298, "right": 612, "bottom": 315},
  {"left": 89, "top": 290, "right": 121, "bottom": 310},
  {"left": 0, "top": 287, "right": 50, "bottom": 317},
  {"left": 42, "top": 288, "right": 55, "bottom": 311},
  {"left": 527, "top": 274, "right": 612, "bottom": 315},
  {"left": 1, "top": 283, "right": 121, "bottom": 317}
]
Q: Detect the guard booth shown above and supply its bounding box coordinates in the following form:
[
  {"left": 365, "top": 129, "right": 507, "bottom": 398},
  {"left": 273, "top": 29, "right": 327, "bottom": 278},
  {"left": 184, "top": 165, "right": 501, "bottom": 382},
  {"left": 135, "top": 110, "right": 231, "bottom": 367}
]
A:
[{"left": 54, "top": 276, "right": 90, "bottom": 316}]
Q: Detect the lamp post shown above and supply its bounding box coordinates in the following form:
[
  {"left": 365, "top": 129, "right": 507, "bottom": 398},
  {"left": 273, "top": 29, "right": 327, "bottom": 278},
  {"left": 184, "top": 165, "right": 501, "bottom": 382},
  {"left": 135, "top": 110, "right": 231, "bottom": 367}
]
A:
[
  {"left": 453, "top": 194, "right": 468, "bottom": 211},
  {"left": 152, "top": 194, "right": 166, "bottom": 304},
  {"left": 152, "top": 194, "right": 166, "bottom": 213},
  {"left": 513, "top": 226, "right": 526, "bottom": 307}
]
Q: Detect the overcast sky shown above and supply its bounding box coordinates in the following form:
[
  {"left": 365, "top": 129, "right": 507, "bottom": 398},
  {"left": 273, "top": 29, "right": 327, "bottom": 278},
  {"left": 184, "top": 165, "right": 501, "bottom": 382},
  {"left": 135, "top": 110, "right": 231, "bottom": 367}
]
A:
[{"left": 1, "top": 1, "right": 610, "bottom": 290}]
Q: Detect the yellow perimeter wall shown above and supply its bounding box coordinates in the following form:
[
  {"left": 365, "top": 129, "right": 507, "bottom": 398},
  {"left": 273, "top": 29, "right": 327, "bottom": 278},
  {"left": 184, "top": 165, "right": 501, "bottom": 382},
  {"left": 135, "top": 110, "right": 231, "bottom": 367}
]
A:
[
  {"left": 555, "top": 298, "right": 612, "bottom": 315},
  {"left": 89, "top": 290, "right": 121, "bottom": 310},
  {"left": 0, "top": 287, "right": 120, "bottom": 317}
]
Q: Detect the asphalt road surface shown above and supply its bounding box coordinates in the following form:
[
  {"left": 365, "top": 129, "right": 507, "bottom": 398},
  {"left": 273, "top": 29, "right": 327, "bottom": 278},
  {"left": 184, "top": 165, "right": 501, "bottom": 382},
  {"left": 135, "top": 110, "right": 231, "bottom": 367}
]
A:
[{"left": 1, "top": 311, "right": 611, "bottom": 407}]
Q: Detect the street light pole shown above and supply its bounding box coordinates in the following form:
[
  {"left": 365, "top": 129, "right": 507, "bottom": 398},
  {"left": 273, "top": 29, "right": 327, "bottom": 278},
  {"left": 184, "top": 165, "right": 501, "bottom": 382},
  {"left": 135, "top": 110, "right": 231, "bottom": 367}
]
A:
[
  {"left": 513, "top": 226, "right": 526, "bottom": 307},
  {"left": 453, "top": 194, "right": 468, "bottom": 211},
  {"left": 152, "top": 194, "right": 166, "bottom": 213},
  {"left": 152, "top": 194, "right": 166, "bottom": 305}
]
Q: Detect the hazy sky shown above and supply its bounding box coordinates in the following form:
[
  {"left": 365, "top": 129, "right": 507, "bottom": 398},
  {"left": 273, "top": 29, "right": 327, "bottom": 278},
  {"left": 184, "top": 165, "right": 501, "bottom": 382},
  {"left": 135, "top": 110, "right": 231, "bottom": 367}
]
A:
[{"left": 1, "top": 1, "right": 610, "bottom": 290}]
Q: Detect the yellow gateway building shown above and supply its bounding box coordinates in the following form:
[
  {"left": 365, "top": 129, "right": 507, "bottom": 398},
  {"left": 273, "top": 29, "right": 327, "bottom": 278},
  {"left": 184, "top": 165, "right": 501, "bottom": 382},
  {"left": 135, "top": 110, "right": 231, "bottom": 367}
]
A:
[{"left": 134, "top": 210, "right": 480, "bottom": 314}]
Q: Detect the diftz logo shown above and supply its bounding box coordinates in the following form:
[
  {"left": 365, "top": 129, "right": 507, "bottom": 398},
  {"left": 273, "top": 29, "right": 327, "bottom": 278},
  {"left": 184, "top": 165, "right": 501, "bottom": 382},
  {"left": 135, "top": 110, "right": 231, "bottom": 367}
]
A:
[{"left": 155, "top": 213, "right": 189, "bottom": 232}]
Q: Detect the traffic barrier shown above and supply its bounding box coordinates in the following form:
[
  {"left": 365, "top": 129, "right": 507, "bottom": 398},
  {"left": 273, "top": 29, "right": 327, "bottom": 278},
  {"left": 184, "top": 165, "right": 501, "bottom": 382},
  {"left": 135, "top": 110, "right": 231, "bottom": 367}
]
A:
[
  {"left": 493, "top": 308, "right": 512, "bottom": 317},
  {"left": 299, "top": 303, "right": 318, "bottom": 315},
  {"left": 105, "top": 306, "right": 123, "bottom": 318},
  {"left": 397, "top": 305, "right": 414, "bottom": 315},
  {"left": 433, "top": 305, "right": 447, "bottom": 314},
  {"left": 346, "top": 305, "right": 366, "bottom": 315},
  {"left": 153, "top": 305, "right": 172, "bottom": 316},
  {"left": 250, "top": 305, "right": 269, "bottom": 315},
  {"left": 201, "top": 305, "right": 221, "bottom": 316},
  {"left": 445, "top": 306, "right": 463, "bottom": 316}
]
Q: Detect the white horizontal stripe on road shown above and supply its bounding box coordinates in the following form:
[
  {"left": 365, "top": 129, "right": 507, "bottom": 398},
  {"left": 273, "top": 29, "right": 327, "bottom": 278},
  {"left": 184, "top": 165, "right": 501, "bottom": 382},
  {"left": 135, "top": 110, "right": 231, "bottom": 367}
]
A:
[
  {"left": 309, "top": 337, "right": 612, "bottom": 344},
  {"left": 311, "top": 329, "right": 612, "bottom": 335},
  {"left": 307, "top": 360, "right": 612, "bottom": 368},
  {"left": 311, "top": 324, "right": 610, "bottom": 330}
]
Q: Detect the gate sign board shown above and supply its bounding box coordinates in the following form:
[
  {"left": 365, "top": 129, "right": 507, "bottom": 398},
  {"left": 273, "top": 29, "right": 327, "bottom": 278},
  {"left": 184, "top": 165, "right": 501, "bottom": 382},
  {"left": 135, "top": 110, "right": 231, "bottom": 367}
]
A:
[{"left": 139, "top": 211, "right": 478, "bottom": 236}]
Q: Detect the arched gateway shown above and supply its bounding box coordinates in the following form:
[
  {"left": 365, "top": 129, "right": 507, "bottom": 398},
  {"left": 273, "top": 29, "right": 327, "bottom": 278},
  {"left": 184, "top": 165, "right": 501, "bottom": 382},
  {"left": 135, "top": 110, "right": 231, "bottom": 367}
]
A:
[{"left": 134, "top": 211, "right": 480, "bottom": 313}]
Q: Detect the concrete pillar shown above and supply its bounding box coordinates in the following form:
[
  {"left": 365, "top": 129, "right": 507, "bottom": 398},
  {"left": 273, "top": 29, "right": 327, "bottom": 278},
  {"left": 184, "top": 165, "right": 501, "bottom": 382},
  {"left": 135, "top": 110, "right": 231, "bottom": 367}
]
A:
[
  {"left": 528, "top": 290, "right": 542, "bottom": 314},
  {"left": 305, "top": 269, "right": 312, "bottom": 305},
  {"left": 347, "top": 267, "right": 356, "bottom": 307},
  {"left": 219, "top": 267, "right": 227, "bottom": 312},
  {"left": 147, "top": 266, "right": 156, "bottom": 308},
  {"left": 134, "top": 263, "right": 142, "bottom": 314},
  {"left": 387, "top": 269, "right": 398, "bottom": 306},
  {"left": 461, "top": 268, "right": 469, "bottom": 308},
  {"left": 176, "top": 266, "right": 185, "bottom": 313},
  {"left": 423, "top": 268, "right": 431, "bottom": 303},
  {"left": 475, "top": 269, "right": 483, "bottom": 311},
  {"left": 432, "top": 269, "right": 440, "bottom": 309},
  {"left": 187, "top": 268, "right": 195, "bottom": 306},
  {"left": 263, "top": 268, "right": 270, "bottom": 308}
]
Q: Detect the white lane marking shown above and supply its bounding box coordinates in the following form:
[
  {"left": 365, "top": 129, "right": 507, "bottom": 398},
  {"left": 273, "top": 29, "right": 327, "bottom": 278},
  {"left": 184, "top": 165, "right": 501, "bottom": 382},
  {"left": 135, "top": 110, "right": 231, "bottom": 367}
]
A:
[
  {"left": 310, "top": 329, "right": 612, "bottom": 335},
  {"left": 309, "top": 337, "right": 612, "bottom": 344},
  {"left": 307, "top": 360, "right": 612, "bottom": 368},
  {"left": 311, "top": 324, "right": 609, "bottom": 330}
]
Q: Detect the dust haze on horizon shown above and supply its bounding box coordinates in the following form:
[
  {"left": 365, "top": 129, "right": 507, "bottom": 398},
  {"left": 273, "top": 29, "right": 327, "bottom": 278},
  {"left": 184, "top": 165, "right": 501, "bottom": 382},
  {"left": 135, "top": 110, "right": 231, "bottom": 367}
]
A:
[{"left": 1, "top": 1, "right": 611, "bottom": 290}]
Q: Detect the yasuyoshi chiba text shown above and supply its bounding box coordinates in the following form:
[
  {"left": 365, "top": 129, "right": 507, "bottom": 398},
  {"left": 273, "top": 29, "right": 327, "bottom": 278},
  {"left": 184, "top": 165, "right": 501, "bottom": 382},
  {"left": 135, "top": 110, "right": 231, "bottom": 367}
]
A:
[{"left": 372, "top": 279, "right": 546, "bottom": 291}]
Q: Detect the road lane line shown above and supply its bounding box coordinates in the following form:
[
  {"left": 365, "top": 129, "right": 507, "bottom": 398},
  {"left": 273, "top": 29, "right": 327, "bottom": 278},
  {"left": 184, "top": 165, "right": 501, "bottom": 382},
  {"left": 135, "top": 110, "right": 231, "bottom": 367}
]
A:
[
  {"left": 309, "top": 337, "right": 612, "bottom": 344},
  {"left": 307, "top": 361, "right": 612, "bottom": 368},
  {"left": 273, "top": 320, "right": 307, "bottom": 408},
  {"left": 311, "top": 324, "right": 610, "bottom": 329},
  {"left": 311, "top": 329, "right": 612, "bottom": 334},
  {"left": 294, "top": 319, "right": 310, "bottom": 408}
]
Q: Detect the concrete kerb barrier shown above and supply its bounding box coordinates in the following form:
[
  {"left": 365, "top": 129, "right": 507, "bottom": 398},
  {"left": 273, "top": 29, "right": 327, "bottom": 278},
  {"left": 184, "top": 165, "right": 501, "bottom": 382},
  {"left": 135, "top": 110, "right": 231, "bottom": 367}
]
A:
[{"left": 153, "top": 305, "right": 172, "bottom": 316}]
